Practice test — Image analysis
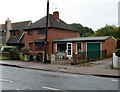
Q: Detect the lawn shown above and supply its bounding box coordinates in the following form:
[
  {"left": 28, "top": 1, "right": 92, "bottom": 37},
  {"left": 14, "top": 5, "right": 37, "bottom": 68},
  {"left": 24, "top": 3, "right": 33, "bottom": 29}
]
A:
[{"left": 0, "top": 56, "right": 10, "bottom": 60}]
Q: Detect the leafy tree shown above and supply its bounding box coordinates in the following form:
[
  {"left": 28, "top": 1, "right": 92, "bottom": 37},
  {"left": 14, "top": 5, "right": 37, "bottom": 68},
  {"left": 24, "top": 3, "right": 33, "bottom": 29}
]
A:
[
  {"left": 70, "top": 23, "right": 94, "bottom": 37},
  {"left": 92, "top": 25, "right": 120, "bottom": 38}
]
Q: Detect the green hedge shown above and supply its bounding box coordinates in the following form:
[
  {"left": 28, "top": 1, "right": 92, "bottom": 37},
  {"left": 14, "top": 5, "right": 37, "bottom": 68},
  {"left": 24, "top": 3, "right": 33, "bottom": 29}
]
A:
[{"left": 114, "top": 48, "right": 120, "bottom": 57}]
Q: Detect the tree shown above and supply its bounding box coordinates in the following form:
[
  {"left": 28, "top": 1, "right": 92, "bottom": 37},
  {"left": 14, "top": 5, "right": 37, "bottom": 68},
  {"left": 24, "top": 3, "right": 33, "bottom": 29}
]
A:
[
  {"left": 93, "top": 25, "right": 120, "bottom": 38},
  {"left": 70, "top": 23, "right": 94, "bottom": 37}
]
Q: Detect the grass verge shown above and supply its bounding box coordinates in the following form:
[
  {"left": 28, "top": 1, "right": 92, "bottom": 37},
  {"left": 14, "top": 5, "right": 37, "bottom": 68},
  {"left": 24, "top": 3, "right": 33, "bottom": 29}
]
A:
[{"left": 0, "top": 56, "right": 10, "bottom": 60}]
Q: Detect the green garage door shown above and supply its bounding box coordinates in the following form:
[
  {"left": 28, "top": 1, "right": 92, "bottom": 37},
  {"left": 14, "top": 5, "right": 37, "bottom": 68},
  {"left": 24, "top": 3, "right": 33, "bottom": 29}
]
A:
[{"left": 87, "top": 43, "right": 100, "bottom": 59}]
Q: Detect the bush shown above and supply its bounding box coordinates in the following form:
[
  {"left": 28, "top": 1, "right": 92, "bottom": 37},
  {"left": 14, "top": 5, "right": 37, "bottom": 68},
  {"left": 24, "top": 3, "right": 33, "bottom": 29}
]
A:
[
  {"left": 10, "top": 47, "right": 20, "bottom": 60},
  {"left": 21, "top": 47, "right": 30, "bottom": 55},
  {"left": 114, "top": 48, "right": 120, "bottom": 57}
]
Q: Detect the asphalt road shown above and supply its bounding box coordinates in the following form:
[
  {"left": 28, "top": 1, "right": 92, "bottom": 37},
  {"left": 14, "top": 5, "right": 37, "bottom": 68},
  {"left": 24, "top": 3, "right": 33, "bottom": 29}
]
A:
[{"left": 0, "top": 65, "right": 119, "bottom": 91}]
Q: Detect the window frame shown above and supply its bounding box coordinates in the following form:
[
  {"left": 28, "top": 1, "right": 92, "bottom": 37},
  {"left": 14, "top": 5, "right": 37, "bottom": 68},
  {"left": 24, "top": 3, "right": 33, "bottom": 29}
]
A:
[
  {"left": 37, "top": 29, "right": 45, "bottom": 35},
  {"left": 28, "top": 30, "right": 33, "bottom": 35},
  {"left": 76, "top": 42, "right": 82, "bottom": 54}
]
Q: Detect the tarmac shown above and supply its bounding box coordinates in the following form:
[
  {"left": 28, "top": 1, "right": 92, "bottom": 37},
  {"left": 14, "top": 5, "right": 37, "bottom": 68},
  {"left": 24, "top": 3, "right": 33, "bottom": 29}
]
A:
[{"left": 0, "top": 58, "right": 119, "bottom": 78}]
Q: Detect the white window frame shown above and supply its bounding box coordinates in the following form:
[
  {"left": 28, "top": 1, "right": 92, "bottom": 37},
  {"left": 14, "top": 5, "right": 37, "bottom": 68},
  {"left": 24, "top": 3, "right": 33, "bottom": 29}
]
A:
[{"left": 67, "top": 43, "right": 72, "bottom": 57}]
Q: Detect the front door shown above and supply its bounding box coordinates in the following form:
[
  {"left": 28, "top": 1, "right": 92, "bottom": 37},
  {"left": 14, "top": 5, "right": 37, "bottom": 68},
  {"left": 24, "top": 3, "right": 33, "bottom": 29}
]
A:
[{"left": 67, "top": 43, "right": 72, "bottom": 57}]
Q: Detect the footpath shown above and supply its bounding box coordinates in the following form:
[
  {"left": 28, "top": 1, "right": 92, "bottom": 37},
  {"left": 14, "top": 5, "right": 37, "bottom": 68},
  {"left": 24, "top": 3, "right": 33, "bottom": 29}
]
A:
[{"left": 0, "top": 58, "right": 119, "bottom": 78}]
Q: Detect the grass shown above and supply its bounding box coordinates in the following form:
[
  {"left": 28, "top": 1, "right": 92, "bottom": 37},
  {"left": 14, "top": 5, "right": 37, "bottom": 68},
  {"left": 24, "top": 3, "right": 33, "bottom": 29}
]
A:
[{"left": 0, "top": 56, "right": 10, "bottom": 60}]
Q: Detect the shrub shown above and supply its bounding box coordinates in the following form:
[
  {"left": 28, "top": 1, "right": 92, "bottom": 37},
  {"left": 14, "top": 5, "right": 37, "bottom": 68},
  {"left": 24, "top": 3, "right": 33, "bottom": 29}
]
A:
[
  {"left": 114, "top": 48, "right": 120, "bottom": 57},
  {"left": 21, "top": 47, "right": 30, "bottom": 55},
  {"left": 10, "top": 47, "right": 20, "bottom": 60}
]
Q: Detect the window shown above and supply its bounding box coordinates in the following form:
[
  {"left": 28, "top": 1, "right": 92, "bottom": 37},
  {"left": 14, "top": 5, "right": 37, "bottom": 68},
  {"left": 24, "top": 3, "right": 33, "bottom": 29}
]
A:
[
  {"left": 57, "top": 43, "right": 66, "bottom": 52},
  {"left": 37, "top": 29, "right": 45, "bottom": 35},
  {"left": 16, "top": 31, "right": 19, "bottom": 36},
  {"left": 0, "top": 31, "right": 3, "bottom": 37},
  {"left": 77, "top": 43, "right": 82, "bottom": 54},
  {"left": 10, "top": 31, "right": 16, "bottom": 36},
  {"left": 28, "top": 30, "right": 32, "bottom": 35},
  {"left": 29, "top": 43, "right": 33, "bottom": 50},
  {"left": 35, "top": 43, "right": 44, "bottom": 51}
]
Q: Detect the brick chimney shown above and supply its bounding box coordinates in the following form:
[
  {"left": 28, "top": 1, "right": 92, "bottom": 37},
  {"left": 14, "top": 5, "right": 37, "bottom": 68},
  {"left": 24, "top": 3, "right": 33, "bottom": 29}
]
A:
[
  {"left": 5, "top": 18, "right": 12, "bottom": 42},
  {"left": 53, "top": 11, "right": 59, "bottom": 20}
]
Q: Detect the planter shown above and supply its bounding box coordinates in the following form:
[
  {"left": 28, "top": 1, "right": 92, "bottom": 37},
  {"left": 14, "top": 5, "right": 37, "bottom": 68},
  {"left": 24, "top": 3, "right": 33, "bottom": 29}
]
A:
[
  {"left": 113, "top": 53, "right": 120, "bottom": 68},
  {"left": 24, "top": 55, "right": 29, "bottom": 61}
]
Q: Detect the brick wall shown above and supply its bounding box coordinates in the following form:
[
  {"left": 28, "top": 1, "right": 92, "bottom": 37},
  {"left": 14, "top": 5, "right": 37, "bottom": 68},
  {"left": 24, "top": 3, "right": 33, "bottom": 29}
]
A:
[
  {"left": 48, "top": 28, "right": 80, "bottom": 55},
  {"left": 53, "top": 37, "right": 117, "bottom": 58},
  {"left": 25, "top": 28, "right": 80, "bottom": 55},
  {"left": 102, "top": 37, "right": 117, "bottom": 57}
]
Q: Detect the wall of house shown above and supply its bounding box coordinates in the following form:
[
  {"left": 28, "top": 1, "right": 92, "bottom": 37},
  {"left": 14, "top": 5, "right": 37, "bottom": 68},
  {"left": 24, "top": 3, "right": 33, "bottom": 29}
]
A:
[
  {"left": 25, "top": 28, "right": 80, "bottom": 55},
  {"left": 24, "top": 30, "right": 45, "bottom": 54},
  {"left": 102, "top": 37, "right": 117, "bottom": 57},
  {"left": 48, "top": 28, "right": 80, "bottom": 55},
  {"left": 53, "top": 37, "right": 117, "bottom": 58}
]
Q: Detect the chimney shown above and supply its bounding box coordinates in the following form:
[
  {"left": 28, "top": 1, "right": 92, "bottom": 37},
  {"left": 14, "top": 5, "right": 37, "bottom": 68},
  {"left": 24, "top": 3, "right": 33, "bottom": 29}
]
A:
[
  {"left": 5, "top": 18, "right": 12, "bottom": 42},
  {"left": 53, "top": 11, "right": 59, "bottom": 20}
]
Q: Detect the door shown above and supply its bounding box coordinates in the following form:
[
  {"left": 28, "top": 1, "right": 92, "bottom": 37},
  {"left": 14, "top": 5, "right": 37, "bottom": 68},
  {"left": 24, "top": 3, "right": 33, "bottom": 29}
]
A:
[
  {"left": 87, "top": 43, "right": 101, "bottom": 59},
  {"left": 67, "top": 43, "right": 72, "bottom": 57}
]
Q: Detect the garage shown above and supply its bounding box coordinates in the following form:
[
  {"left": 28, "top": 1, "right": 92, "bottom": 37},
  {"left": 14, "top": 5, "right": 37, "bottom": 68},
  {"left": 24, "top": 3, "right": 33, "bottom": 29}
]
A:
[
  {"left": 53, "top": 36, "right": 117, "bottom": 59},
  {"left": 87, "top": 43, "right": 101, "bottom": 59}
]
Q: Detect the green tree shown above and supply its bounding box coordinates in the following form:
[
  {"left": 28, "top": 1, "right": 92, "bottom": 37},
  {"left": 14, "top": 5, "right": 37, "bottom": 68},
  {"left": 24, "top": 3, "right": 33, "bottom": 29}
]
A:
[
  {"left": 70, "top": 23, "right": 94, "bottom": 37},
  {"left": 93, "top": 25, "right": 120, "bottom": 38}
]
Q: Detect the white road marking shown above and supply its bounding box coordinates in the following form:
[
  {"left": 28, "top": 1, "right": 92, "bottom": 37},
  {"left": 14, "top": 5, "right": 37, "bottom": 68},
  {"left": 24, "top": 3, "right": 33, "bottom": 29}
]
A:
[
  {"left": 1, "top": 78, "right": 14, "bottom": 82},
  {"left": 39, "top": 71, "right": 78, "bottom": 77},
  {"left": 64, "top": 74, "right": 78, "bottom": 77},
  {"left": 111, "top": 79, "right": 118, "bottom": 82},
  {"left": 42, "top": 86, "right": 60, "bottom": 90},
  {"left": 16, "top": 88, "right": 21, "bottom": 90}
]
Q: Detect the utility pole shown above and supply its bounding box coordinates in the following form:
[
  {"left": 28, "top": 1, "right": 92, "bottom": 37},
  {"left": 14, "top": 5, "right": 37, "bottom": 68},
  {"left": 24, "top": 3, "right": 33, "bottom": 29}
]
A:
[{"left": 44, "top": 0, "right": 49, "bottom": 63}]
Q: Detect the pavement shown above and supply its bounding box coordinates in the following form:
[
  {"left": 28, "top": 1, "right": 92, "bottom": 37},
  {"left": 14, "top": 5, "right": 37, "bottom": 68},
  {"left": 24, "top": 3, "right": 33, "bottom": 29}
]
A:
[{"left": 0, "top": 58, "right": 119, "bottom": 78}]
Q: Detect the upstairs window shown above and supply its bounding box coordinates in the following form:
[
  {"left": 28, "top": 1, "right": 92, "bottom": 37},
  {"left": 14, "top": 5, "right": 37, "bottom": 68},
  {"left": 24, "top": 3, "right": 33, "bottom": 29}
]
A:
[
  {"left": 37, "top": 29, "right": 45, "bottom": 35},
  {"left": 28, "top": 30, "right": 33, "bottom": 35},
  {"left": 16, "top": 31, "right": 19, "bottom": 36},
  {"left": 10, "top": 31, "right": 16, "bottom": 36},
  {"left": 0, "top": 31, "right": 4, "bottom": 37}
]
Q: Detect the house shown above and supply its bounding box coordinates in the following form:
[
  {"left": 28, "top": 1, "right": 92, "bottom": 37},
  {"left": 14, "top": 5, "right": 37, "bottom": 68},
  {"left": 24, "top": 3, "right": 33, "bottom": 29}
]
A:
[
  {"left": 53, "top": 36, "right": 117, "bottom": 59},
  {"left": 24, "top": 11, "right": 80, "bottom": 56},
  {"left": 0, "top": 18, "right": 32, "bottom": 49}
]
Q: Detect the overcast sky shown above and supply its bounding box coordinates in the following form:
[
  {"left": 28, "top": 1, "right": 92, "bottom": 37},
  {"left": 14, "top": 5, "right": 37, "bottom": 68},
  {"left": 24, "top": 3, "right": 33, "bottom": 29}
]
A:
[{"left": 0, "top": 0, "right": 119, "bottom": 31}]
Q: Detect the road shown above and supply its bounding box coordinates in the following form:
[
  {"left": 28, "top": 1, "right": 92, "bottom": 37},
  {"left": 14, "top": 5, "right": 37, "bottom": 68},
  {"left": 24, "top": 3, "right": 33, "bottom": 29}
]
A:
[{"left": 0, "top": 65, "right": 119, "bottom": 91}]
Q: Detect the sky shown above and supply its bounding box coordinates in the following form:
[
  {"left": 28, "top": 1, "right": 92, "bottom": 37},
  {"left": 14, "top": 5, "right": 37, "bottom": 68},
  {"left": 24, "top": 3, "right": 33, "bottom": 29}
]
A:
[{"left": 0, "top": 0, "right": 119, "bottom": 31}]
